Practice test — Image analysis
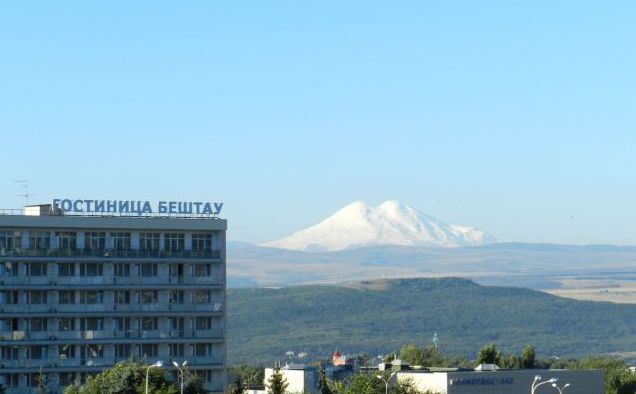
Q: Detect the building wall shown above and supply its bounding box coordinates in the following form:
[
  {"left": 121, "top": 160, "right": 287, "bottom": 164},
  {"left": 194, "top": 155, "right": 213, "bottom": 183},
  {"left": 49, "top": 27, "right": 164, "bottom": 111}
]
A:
[
  {"left": 0, "top": 214, "right": 227, "bottom": 394},
  {"left": 398, "top": 369, "right": 604, "bottom": 394}
]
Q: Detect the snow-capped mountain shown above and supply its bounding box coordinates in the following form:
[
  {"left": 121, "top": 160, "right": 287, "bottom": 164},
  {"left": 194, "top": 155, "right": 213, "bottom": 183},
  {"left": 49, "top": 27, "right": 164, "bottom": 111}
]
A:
[{"left": 261, "top": 200, "right": 497, "bottom": 252}]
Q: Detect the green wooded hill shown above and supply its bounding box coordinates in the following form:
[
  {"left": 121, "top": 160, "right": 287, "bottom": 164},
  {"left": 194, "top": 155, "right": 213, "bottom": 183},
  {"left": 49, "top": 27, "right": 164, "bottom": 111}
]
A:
[{"left": 227, "top": 277, "right": 636, "bottom": 364}]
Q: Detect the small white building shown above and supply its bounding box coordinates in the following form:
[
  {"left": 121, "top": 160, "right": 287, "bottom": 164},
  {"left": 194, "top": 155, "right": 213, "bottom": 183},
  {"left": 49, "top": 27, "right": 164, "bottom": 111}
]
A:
[{"left": 263, "top": 364, "right": 320, "bottom": 394}]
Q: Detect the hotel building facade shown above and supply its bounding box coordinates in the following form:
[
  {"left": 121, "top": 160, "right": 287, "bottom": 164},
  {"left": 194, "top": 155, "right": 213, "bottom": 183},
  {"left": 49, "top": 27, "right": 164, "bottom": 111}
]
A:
[{"left": 0, "top": 203, "right": 227, "bottom": 393}]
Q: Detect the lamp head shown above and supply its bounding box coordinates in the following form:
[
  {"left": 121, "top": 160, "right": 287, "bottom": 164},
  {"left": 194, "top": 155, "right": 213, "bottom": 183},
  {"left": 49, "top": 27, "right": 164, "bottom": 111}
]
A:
[
  {"left": 376, "top": 375, "right": 382, "bottom": 380},
  {"left": 552, "top": 383, "right": 557, "bottom": 387},
  {"left": 549, "top": 378, "right": 558, "bottom": 383},
  {"left": 173, "top": 361, "right": 179, "bottom": 368},
  {"left": 534, "top": 375, "right": 542, "bottom": 381},
  {"left": 183, "top": 360, "right": 188, "bottom": 367},
  {"left": 152, "top": 361, "right": 163, "bottom": 367},
  {"left": 564, "top": 383, "right": 571, "bottom": 388}
]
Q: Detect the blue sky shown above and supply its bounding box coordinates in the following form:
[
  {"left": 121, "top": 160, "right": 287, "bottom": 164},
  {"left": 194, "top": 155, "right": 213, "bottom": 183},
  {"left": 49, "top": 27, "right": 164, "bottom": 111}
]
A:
[{"left": 1, "top": 1, "right": 635, "bottom": 244}]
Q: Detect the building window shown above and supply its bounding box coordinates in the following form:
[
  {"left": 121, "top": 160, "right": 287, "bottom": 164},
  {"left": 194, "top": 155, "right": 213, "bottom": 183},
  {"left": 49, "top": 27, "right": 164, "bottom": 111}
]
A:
[
  {"left": 140, "top": 290, "right": 157, "bottom": 304},
  {"left": 140, "top": 263, "right": 157, "bottom": 277},
  {"left": 59, "top": 344, "right": 75, "bottom": 360},
  {"left": 170, "top": 290, "right": 184, "bottom": 304},
  {"left": 0, "top": 231, "right": 21, "bottom": 250},
  {"left": 58, "top": 318, "right": 75, "bottom": 331},
  {"left": 141, "top": 344, "right": 158, "bottom": 359},
  {"left": 79, "top": 290, "right": 103, "bottom": 304},
  {"left": 84, "top": 232, "right": 106, "bottom": 251},
  {"left": 139, "top": 233, "right": 160, "bottom": 251},
  {"left": 115, "top": 318, "right": 131, "bottom": 332},
  {"left": 0, "top": 261, "right": 19, "bottom": 276},
  {"left": 194, "top": 290, "right": 211, "bottom": 304},
  {"left": 110, "top": 232, "right": 131, "bottom": 250},
  {"left": 80, "top": 318, "right": 103, "bottom": 331},
  {"left": 59, "top": 372, "right": 76, "bottom": 386},
  {"left": 1, "top": 346, "right": 19, "bottom": 360},
  {"left": 2, "top": 291, "right": 19, "bottom": 304},
  {"left": 115, "top": 344, "right": 131, "bottom": 359},
  {"left": 56, "top": 231, "right": 77, "bottom": 250},
  {"left": 114, "top": 263, "right": 130, "bottom": 277},
  {"left": 141, "top": 317, "right": 158, "bottom": 331},
  {"left": 29, "top": 345, "right": 47, "bottom": 359},
  {"left": 192, "top": 233, "right": 212, "bottom": 251},
  {"left": 29, "top": 231, "right": 51, "bottom": 250},
  {"left": 195, "top": 343, "right": 212, "bottom": 357},
  {"left": 5, "top": 373, "right": 19, "bottom": 387},
  {"left": 28, "top": 262, "right": 47, "bottom": 277},
  {"left": 115, "top": 290, "right": 130, "bottom": 304},
  {"left": 28, "top": 290, "right": 48, "bottom": 304},
  {"left": 195, "top": 317, "right": 212, "bottom": 330},
  {"left": 170, "top": 344, "right": 184, "bottom": 357},
  {"left": 79, "top": 263, "right": 103, "bottom": 277},
  {"left": 193, "top": 263, "right": 212, "bottom": 277},
  {"left": 59, "top": 290, "right": 75, "bottom": 304},
  {"left": 58, "top": 263, "right": 75, "bottom": 276},
  {"left": 30, "top": 318, "right": 48, "bottom": 332},
  {"left": 82, "top": 344, "right": 104, "bottom": 359},
  {"left": 164, "top": 233, "right": 184, "bottom": 251}
]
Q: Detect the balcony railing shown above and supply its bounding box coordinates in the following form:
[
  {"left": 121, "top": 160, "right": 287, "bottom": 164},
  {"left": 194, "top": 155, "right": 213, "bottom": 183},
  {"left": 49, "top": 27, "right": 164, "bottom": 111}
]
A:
[{"left": 0, "top": 248, "right": 222, "bottom": 259}]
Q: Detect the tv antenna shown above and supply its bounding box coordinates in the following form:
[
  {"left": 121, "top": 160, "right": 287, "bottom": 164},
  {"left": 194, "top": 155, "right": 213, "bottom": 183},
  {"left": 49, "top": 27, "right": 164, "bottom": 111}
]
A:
[{"left": 14, "top": 179, "right": 35, "bottom": 206}]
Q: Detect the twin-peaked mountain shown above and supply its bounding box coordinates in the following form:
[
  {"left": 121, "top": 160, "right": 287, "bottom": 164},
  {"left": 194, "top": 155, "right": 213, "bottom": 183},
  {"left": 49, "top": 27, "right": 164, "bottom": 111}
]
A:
[{"left": 261, "top": 200, "right": 496, "bottom": 252}]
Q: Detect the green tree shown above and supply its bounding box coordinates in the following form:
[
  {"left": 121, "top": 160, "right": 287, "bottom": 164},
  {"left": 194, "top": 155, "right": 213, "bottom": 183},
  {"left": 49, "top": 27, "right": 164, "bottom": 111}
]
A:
[
  {"left": 520, "top": 345, "right": 535, "bottom": 369},
  {"left": 399, "top": 344, "right": 425, "bottom": 366},
  {"left": 318, "top": 368, "right": 333, "bottom": 394},
  {"left": 476, "top": 343, "right": 503, "bottom": 366},
  {"left": 67, "top": 360, "right": 178, "bottom": 394},
  {"left": 266, "top": 364, "right": 289, "bottom": 394},
  {"left": 36, "top": 367, "right": 49, "bottom": 394},
  {"left": 228, "top": 376, "right": 245, "bottom": 394},
  {"left": 183, "top": 373, "right": 205, "bottom": 394},
  {"left": 339, "top": 373, "right": 381, "bottom": 394}
]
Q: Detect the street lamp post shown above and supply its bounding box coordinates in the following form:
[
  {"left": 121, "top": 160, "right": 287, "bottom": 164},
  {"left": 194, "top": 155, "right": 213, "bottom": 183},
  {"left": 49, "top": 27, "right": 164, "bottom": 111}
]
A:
[
  {"left": 145, "top": 361, "right": 163, "bottom": 394},
  {"left": 376, "top": 372, "right": 396, "bottom": 394},
  {"left": 552, "top": 383, "right": 571, "bottom": 394},
  {"left": 173, "top": 360, "right": 188, "bottom": 394},
  {"left": 531, "top": 375, "right": 558, "bottom": 394}
]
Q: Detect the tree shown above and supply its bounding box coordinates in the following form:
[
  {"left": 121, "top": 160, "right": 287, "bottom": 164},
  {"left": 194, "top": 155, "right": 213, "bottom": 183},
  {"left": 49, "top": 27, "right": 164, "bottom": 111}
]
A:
[
  {"left": 228, "top": 376, "right": 245, "bottom": 394},
  {"left": 399, "top": 344, "right": 425, "bottom": 366},
  {"left": 339, "top": 373, "right": 381, "bottom": 394},
  {"left": 67, "top": 360, "right": 178, "bottom": 394},
  {"left": 318, "top": 368, "right": 333, "bottom": 394},
  {"left": 520, "top": 345, "right": 535, "bottom": 369},
  {"left": 37, "top": 367, "right": 49, "bottom": 394},
  {"left": 183, "top": 373, "right": 206, "bottom": 394},
  {"left": 476, "top": 343, "right": 502, "bottom": 366},
  {"left": 0, "top": 383, "right": 6, "bottom": 394},
  {"left": 266, "top": 364, "right": 288, "bottom": 394}
]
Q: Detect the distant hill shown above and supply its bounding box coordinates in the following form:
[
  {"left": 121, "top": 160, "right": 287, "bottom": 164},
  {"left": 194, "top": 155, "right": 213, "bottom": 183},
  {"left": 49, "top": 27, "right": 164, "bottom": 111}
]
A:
[
  {"left": 228, "top": 241, "right": 636, "bottom": 288},
  {"left": 227, "top": 277, "right": 636, "bottom": 365},
  {"left": 261, "top": 200, "right": 496, "bottom": 251}
]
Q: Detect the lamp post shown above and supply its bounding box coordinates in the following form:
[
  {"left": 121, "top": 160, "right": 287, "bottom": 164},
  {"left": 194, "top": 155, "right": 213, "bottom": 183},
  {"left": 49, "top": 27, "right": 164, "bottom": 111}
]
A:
[
  {"left": 552, "top": 383, "right": 571, "bottom": 394},
  {"left": 173, "top": 360, "right": 188, "bottom": 394},
  {"left": 531, "top": 375, "right": 558, "bottom": 394},
  {"left": 376, "top": 372, "right": 396, "bottom": 394},
  {"left": 145, "top": 361, "right": 163, "bottom": 394}
]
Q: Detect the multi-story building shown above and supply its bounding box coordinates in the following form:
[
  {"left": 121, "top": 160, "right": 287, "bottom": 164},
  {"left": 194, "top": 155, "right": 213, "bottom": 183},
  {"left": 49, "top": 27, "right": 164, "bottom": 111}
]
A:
[{"left": 0, "top": 202, "right": 227, "bottom": 393}]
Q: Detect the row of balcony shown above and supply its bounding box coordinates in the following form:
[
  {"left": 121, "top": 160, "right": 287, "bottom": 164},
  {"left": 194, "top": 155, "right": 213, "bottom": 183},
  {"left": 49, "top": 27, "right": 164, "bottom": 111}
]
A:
[
  {"left": 0, "top": 248, "right": 222, "bottom": 259},
  {"left": 0, "top": 276, "right": 224, "bottom": 286},
  {"left": 0, "top": 329, "right": 223, "bottom": 341},
  {"left": 0, "top": 303, "right": 224, "bottom": 314},
  {"left": 0, "top": 355, "right": 224, "bottom": 369}
]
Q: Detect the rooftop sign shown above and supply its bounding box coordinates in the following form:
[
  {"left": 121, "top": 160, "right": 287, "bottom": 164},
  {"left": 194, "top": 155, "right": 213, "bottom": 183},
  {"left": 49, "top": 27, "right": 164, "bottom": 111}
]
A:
[{"left": 52, "top": 199, "right": 223, "bottom": 216}]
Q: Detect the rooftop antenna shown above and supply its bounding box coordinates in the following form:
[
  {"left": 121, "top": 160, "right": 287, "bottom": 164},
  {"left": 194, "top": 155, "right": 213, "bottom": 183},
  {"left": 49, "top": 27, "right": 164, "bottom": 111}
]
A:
[
  {"left": 14, "top": 179, "right": 34, "bottom": 206},
  {"left": 432, "top": 332, "right": 439, "bottom": 349}
]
